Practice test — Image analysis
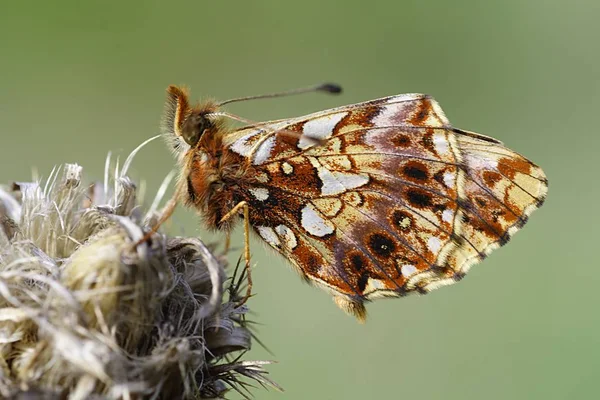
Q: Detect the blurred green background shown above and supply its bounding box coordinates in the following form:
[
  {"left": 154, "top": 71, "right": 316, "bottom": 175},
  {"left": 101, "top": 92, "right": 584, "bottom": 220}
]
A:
[{"left": 1, "top": 1, "right": 598, "bottom": 399}]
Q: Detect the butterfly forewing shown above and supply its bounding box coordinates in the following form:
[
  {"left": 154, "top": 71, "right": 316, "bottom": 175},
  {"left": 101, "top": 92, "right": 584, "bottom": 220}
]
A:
[{"left": 221, "top": 94, "right": 547, "bottom": 320}]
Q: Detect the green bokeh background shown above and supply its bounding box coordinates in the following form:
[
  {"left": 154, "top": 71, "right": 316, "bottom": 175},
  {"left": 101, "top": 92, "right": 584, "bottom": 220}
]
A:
[{"left": 1, "top": 1, "right": 598, "bottom": 399}]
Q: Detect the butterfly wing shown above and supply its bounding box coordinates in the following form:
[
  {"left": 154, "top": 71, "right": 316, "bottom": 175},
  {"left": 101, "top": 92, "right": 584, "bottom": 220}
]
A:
[{"left": 224, "top": 94, "right": 547, "bottom": 320}]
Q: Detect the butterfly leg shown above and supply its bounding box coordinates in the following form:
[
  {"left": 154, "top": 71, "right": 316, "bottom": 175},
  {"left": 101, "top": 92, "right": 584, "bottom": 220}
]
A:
[
  {"left": 219, "top": 201, "right": 253, "bottom": 306},
  {"left": 224, "top": 231, "right": 231, "bottom": 254}
]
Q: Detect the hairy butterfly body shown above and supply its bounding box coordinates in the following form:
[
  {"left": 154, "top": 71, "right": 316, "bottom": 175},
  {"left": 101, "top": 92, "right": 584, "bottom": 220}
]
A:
[{"left": 161, "top": 85, "right": 547, "bottom": 321}]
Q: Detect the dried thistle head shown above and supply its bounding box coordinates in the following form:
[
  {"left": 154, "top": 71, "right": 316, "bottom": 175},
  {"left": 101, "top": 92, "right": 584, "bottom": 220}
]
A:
[{"left": 0, "top": 158, "right": 279, "bottom": 399}]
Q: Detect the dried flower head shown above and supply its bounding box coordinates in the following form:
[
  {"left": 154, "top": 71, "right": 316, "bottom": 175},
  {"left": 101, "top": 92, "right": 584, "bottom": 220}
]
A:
[{"left": 0, "top": 153, "right": 279, "bottom": 399}]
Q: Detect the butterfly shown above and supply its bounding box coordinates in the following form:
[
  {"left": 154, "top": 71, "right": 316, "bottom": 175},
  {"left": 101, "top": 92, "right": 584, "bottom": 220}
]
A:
[{"left": 154, "top": 83, "right": 547, "bottom": 322}]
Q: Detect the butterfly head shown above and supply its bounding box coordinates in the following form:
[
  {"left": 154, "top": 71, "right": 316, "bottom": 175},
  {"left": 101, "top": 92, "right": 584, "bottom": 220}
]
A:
[{"left": 161, "top": 85, "right": 222, "bottom": 156}]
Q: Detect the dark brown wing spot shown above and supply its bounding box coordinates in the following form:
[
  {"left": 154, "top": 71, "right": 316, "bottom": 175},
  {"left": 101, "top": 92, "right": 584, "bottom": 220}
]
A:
[
  {"left": 457, "top": 198, "right": 474, "bottom": 211},
  {"left": 475, "top": 197, "right": 487, "bottom": 207},
  {"left": 402, "top": 161, "right": 429, "bottom": 182},
  {"left": 491, "top": 209, "right": 505, "bottom": 223},
  {"left": 405, "top": 188, "right": 434, "bottom": 208},
  {"left": 368, "top": 233, "right": 396, "bottom": 257},
  {"left": 357, "top": 272, "right": 369, "bottom": 292},
  {"left": 409, "top": 98, "right": 432, "bottom": 125},
  {"left": 350, "top": 254, "right": 365, "bottom": 271},
  {"left": 303, "top": 254, "right": 321, "bottom": 275},
  {"left": 482, "top": 170, "right": 502, "bottom": 187},
  {"left": 421, "top": 129, "right": 436, "bottom": 152},
  {"left": 358, "top": 105, "right": 382, "bottom": 124},
  {"left": 391, "top": 134, "right": 411, "bottom": 147}
]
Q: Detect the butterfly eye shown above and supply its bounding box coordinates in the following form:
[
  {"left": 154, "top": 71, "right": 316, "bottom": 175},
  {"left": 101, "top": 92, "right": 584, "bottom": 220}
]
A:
[
  {"left": 181, "top": 128, "right": 200, "bottom": 146},
  {"left": 181, "top": 114, "right": 210, "bottom": 146}
]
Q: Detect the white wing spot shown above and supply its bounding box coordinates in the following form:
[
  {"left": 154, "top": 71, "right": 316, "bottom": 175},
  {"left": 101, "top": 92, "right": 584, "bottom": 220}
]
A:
[
  {"left": 230, "top": 132, "right": 256, "bottom": 157},
  {"left": 275, "top": 224, "right": 298, "bottom": 250},
  {"left": 331, "top": 171, "right": 369, "bottom": 195},
  {"left": 301, "top": 204, "right": 335, "bottom": 237},
  {"left": 253, "top": 136, "right": 276, "bottom": 165},
  {"left": 298, "top": 112, "right": 347, "bottom": 149},
  {"left": 428, "top": 237, "right": 442, "bottom": 253},
  {"left": 315, "top": 161, "right": 370, "bottom": 196},
  {"left": 443, "top": 171, "right": 455, "bottom": 188},
  {"left": 249, "top": 187, "right": 269, "bottom": 201},
  {"left": 256, "top": 226, "right": 280, "bottom": 247},
  {"left": 442, "top": 208, "right": 454, "bottom": 223},
  {"left": 433, "top": 133, "right": 449, "bottom": 155},
  {"left": 401, "top": 264, "right": 418, "bottom": 276}
]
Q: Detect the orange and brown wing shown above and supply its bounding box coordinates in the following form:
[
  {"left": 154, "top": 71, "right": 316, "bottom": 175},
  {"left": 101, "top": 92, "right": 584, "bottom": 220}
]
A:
[{"left": 225, "top": 94, "right": 547, "bottom": 321}]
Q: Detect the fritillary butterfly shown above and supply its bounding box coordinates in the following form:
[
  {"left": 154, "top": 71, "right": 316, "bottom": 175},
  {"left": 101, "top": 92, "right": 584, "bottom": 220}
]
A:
[{"left": 156, "top": 84, "right": 547, "bottom": 321}]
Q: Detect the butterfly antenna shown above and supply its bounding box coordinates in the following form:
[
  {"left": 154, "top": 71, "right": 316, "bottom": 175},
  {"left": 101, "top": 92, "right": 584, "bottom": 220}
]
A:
[{"left": 218, "top": 82, "right": 342, "bottom": 106}]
